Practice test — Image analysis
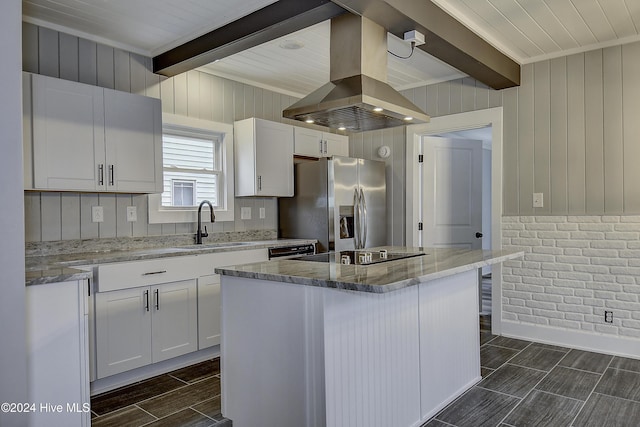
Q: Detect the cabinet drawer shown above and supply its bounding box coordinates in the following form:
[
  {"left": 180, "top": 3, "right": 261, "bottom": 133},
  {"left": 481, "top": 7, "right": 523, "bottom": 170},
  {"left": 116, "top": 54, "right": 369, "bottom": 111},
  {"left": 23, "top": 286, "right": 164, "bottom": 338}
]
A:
[{"left": 96, "top": 256, "right": 199, "bottom": 292}]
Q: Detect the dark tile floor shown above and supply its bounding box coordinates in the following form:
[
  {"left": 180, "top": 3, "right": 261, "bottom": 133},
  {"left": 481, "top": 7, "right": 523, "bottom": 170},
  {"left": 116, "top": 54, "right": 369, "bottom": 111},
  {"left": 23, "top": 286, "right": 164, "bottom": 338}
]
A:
[
  {"left": 423, "top": 314, "right": 640, "bottom": 427},
  {"left": 91, "top": 283, "right": 640, "bottom": 427},
  {"left": 90, "top": 358, "right": 230, "bottom": 427}
]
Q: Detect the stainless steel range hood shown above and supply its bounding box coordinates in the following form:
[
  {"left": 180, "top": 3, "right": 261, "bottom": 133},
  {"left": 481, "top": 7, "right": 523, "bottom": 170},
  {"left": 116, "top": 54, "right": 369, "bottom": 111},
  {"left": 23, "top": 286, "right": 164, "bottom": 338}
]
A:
[{"left": 283, "top": 14, "right": 430, "bottom": 132}]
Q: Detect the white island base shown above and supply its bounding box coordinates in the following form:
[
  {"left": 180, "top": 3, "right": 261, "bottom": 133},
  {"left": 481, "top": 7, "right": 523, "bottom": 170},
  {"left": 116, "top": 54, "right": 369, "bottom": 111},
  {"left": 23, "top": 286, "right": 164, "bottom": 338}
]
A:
[{"left": 221, "top": 268, "right": 481, "bottom": 427}]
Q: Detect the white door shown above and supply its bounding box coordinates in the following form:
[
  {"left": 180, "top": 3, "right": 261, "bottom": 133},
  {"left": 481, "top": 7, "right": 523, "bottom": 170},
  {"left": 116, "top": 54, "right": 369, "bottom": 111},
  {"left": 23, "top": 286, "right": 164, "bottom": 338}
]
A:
[
  {"left": 254, "top": 119, "right": 294, "bottom": 196},
  {"left": 151, "top": 279, "right": 198, "bottom": 363},
  {"left": 323, "top": 132, "right": 349, "bottom": 157},
  {"left": 197, "top": 274, "right": 222, "bottom": 349},
  {"left": 104, "top": 88, "right": 162, "bottom": 193},
  {"left": 422, "top": 137, "right": 483, "bottom": 249},
  {"left": 293, "top": 127, "right": 323, "bottom": 157},
  {"left": 95, "top": 287, "right": 152, "bottom": 378},
  {"left": 32, "top": 73, "right": 105, "bottom": 191}
]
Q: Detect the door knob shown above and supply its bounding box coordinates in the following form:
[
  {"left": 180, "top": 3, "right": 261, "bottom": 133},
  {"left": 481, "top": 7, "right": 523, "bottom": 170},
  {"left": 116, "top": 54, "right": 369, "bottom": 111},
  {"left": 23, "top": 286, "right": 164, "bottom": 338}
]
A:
[{"left": 475, "top": 232, "right": 483, "bottom": 238}]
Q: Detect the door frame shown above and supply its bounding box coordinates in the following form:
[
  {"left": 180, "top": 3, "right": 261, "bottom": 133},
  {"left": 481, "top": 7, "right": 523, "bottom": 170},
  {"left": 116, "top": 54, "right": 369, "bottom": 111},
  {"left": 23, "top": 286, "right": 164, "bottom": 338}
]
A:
[{"left": 405, "top": 107, "right": 504, "bottom": 334}]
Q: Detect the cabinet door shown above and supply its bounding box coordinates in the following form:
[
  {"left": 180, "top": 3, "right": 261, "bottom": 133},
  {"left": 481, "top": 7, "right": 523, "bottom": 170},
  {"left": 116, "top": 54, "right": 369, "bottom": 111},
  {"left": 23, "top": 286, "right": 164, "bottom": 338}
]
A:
[
  {"left": 324, "top": 133, "right": 349, "bottom": 157},
  {"left": 95, "top": 287, "right": 152, "bottom": 378},
  {"left": 254, "top": 119, "right": 294, "bottom": 196},
  {"left": 197, "top": 274, "right": 221, "bottom": 349},
  {"left": 104, "top": 89, "right": 162, "bottom": 193},
  {"left": 151, "top": 279, "right": 198, "bottom": 363},
  {"left": 32, "top": 73, "right": 105, "bottom": 191},
  {"left": 293, "top": 127, "right": 323, "bottom": 157}
]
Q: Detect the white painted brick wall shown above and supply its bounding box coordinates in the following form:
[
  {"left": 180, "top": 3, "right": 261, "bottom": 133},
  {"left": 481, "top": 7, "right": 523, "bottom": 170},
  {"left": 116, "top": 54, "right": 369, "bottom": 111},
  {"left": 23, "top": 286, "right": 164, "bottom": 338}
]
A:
[{"left": 502, "top": 215, "right": 640, "bottom": 338}]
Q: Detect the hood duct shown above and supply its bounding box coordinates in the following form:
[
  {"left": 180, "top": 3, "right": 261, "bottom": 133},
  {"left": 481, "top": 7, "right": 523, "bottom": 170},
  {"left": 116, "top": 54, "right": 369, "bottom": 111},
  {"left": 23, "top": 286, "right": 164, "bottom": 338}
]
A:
[{"left": 283, "top": 14, "right": 430, "bottom": 132}]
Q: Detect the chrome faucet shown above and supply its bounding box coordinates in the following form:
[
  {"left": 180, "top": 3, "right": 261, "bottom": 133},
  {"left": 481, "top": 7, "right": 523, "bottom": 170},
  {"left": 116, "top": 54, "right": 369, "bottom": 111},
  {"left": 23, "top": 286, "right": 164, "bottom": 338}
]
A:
[{"left": 196, "top": 200, "right": 215, "bottom": 244}]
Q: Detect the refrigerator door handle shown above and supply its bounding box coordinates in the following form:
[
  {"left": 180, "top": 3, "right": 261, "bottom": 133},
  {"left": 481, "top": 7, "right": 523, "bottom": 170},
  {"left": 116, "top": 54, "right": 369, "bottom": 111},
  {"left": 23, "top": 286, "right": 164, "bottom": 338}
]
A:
[
  {"left": 354, "top": 188, "right": 361, "bottom": 249},
  {"left": 360, "top": 188, "right": 367, "bottom": 248}
]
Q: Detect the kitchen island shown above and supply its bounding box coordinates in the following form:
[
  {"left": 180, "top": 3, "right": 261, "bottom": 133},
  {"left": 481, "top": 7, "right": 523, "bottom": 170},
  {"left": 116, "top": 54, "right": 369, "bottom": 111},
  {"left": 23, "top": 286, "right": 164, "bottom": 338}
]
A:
[{"left": 215, "top": 246, "right": 522, "bottom": 427}]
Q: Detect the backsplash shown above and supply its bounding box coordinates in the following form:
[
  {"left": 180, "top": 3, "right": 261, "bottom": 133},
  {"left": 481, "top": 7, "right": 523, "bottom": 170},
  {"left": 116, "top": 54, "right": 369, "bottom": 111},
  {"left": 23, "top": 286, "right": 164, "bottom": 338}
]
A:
[{"left": 24, "top": 192, "right": 278, "bottom": 243}]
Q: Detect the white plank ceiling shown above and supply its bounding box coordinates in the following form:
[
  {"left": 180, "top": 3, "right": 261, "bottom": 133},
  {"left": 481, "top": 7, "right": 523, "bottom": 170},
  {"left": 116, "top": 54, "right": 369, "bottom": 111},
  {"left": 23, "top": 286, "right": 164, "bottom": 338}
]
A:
[
  {"left": 22, "top": 0, "right": 640, "bottom": 96},
  {"left": 433, "top": 0, "right": 640, "bottom": 64}
]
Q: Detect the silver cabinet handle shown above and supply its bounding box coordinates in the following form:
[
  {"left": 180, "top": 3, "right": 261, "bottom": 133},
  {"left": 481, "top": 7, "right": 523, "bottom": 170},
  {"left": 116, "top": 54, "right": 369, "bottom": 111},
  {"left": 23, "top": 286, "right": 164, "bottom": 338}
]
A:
[
  {"left": 108, "top": 165, "right": 114, "bottom": 186},
  {"left": 98, "top": 164, "right": 104, "bottom": 186},
  {"left": 319, "top": 140, "right": 323, "bottom": 154},
  {"left": 144, "top": 289, "right": 149, "bottom": 312},
  {"left": 323, "top": 140, "right": 328, "bottom": 154},
  {"left": 142, "top": 270, "right": 167, "bottom": 276},
  {"left": 258, "top": 175, "right": 262, "bottom": 191},
  {"left": 154, "top": 289, "right": 159, "bottom": 310}
]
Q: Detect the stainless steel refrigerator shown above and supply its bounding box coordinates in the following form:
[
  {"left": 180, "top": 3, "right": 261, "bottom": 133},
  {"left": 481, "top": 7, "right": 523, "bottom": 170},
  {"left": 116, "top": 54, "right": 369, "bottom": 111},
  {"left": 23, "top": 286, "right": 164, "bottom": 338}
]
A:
[{"left": 279, "top": 156, "right": 386, "bottom": 253}]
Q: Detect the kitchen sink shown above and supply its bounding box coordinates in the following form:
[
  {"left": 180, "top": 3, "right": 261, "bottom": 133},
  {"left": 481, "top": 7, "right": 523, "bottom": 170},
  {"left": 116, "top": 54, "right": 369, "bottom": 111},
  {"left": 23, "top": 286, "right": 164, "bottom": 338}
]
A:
[{"left": 177, "top": 242, "right": 256, "bottom": 250}]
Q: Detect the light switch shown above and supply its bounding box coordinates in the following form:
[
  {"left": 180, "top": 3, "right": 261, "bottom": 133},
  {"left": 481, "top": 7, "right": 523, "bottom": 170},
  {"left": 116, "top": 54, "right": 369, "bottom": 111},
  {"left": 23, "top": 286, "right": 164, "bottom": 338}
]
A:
[
  {"left": 259, "top": 207, "right": 266, "bottom": 219},
  {"left": 241, "top": 207, "right": 252, "bottom": 220},
  {"left": 92, "top": 206, "right": 104, "bottom": 223},
  {"left": 126, "top": 206, "right": 137, "bottom": 222},
  {"left": 533, "top": 193, "right": 544, "bottom": 208}
]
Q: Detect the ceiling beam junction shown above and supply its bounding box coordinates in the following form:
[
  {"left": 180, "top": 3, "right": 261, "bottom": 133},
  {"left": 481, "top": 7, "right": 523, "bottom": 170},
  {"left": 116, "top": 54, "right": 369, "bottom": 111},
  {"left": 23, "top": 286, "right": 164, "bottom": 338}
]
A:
[
  {"left": 329, "top": 0, "right": 520, "bottom": 89},
  {"left": 153, "top": 0, "right": 347, "bottom": 77}
]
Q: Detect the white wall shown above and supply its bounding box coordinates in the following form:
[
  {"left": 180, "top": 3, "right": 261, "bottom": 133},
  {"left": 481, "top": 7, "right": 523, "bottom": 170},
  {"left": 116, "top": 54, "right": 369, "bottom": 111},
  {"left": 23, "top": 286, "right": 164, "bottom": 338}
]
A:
[{"left": 1, "top": 1, "right": 27, "bottom": 425}]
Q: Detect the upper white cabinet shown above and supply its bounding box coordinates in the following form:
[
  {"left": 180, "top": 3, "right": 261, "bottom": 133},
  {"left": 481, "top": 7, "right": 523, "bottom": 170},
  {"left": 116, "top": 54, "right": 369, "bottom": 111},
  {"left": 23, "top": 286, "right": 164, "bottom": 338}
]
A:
[
  {"left": 24, "top": 73, "right": 162, "bottom": 193},
  {"left": 294, "top": 127, "right": 349, "bottom": 158},
  {"left": 234, "top": 118, "right": 294, "bottom": 197},
  {"left": 103, "top": 89, "right": 163, "bottom": 193}
]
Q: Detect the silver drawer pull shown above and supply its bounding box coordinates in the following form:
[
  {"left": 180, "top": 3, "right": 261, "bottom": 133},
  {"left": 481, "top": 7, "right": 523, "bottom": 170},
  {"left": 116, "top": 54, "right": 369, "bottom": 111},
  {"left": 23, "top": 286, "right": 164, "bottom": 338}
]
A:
[{"left": 142, "top": 270, "right": 167, "bottom": 276}]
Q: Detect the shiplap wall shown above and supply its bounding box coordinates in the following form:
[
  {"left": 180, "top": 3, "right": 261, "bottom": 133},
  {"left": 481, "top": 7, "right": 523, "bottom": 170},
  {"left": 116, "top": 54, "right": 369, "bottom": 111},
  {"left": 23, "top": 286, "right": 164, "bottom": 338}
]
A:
[
  {"left": 501, "top": 44, "right": 640, "bottom": 216},
  {"left": 22, "top": 22, "right": 297, "bottom": 242}
]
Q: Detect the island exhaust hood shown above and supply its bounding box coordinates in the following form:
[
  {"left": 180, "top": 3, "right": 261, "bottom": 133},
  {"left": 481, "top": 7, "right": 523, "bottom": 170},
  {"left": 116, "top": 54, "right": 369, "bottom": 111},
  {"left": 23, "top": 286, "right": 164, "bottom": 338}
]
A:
[{"left": 283, "top": 14, "right": 430, "bottom": 132}]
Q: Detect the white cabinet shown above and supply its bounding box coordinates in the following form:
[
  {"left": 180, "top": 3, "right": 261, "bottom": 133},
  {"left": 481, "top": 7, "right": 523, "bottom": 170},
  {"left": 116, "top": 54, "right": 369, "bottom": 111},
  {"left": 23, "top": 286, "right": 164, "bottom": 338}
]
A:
[
  {"left": 94, "top": 279, "right": 198, "bottom": 379},
  {"left": 103, "top": 89, "right": 163, "bottom": 192},
  {"left": 197, "top": 274, "right": 221, "bottom": 349},
  {"left": 294, "top": 127, "right": 349, "bottom": 158},
  {"left": 95, "top": 287, "right": 151, "bottom": 378},
  {"left": 234, "top": 118, "right": 294, "bottom": 196},
  {"left": 24, "top": 72, "right": 162, "bottom": 193},
  {"left": 26, "top": 280, "right": 90, "bottom": 427},
  {"left": 196, "top": 248, "right": 268, "bottom": 350}
]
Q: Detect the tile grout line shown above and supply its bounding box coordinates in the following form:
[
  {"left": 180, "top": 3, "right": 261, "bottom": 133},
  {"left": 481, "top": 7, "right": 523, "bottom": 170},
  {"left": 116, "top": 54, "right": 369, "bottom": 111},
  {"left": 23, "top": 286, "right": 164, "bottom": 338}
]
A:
[
  {"left": 492, "top": 343, "right": 571, "bottom": 426},
  {"left": 568, "top": 355, "right": 615, "bottom": 426}
]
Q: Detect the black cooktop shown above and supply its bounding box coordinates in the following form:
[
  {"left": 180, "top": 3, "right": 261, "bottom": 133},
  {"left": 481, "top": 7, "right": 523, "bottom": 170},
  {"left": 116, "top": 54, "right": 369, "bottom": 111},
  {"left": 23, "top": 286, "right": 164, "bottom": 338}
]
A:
[{"left": 292, "top": 250, "right": 425, "bottom": 265}]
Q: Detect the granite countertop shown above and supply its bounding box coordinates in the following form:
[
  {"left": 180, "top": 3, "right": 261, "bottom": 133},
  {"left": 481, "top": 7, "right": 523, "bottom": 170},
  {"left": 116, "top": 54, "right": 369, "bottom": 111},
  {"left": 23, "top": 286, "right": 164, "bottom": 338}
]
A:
[
  {"left": 25, "top": 239, "right": 316, "bottom": 286},
  {"left": 215, "top": 246, "right": 524, "bottom": 294}
]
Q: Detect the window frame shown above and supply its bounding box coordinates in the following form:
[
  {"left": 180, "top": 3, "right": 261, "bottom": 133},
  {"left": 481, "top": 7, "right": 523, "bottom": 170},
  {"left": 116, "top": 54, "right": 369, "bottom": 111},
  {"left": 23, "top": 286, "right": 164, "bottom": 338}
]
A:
[{"left": 148, "top": 113, "right": 235, "bottom": 224}]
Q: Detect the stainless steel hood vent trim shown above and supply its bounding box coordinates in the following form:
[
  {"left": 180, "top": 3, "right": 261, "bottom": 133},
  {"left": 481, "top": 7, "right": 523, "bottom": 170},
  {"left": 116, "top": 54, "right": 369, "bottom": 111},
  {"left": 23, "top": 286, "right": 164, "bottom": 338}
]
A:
[{"left": 283, "top": 14, "right": 430, "bottom": 132}]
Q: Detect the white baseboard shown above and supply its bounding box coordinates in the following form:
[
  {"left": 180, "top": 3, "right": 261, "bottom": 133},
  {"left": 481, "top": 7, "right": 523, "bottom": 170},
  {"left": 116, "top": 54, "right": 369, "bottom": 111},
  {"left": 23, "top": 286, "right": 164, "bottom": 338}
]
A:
[
  {"left": 90, "top": 346, "right": 219, "bottom": 396},
  {"left": 501, "top": 321, "right": 640, "bottom": 359}
]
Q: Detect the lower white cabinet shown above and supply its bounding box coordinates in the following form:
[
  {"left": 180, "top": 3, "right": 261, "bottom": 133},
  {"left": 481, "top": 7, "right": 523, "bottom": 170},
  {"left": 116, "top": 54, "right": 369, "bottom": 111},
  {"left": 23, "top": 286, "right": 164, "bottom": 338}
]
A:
[
  {"left": 95, "top": 279, "right": 197, "bottom": 379},
  {"left": 197, "top": 274, "right": 222, "bottom": 349},
  {"left": 26, "top": 280, "right": 90, "bottom": 427}
]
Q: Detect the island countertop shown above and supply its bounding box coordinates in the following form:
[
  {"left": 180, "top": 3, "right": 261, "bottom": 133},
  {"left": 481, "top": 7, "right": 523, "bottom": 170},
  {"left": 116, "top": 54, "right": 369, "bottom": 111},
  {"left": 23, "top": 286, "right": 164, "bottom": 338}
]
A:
[{"left": 214, "top": 246, "right": 523, "bottom": 293}]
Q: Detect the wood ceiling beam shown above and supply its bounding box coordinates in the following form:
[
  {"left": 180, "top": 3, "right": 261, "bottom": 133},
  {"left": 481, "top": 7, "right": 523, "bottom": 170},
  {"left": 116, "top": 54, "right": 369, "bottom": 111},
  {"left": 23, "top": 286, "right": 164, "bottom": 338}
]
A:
[
  {"left": 153, "top": 0, "right": 347, "bottom": 77},
  {"left": 330, "top": 0, "right": 520, "bottom": 89}
]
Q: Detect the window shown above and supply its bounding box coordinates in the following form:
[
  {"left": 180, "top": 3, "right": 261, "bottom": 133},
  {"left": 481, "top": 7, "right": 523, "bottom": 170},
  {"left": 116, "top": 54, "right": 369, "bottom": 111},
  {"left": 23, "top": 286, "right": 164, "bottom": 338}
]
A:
[
  {"left": 148, "top": 114, "right": 234, "bottom": 223},
  {"left": 161, "top": 129, "right": 222, "bottom": 208},
  {"left": 171, "top": 180, "right": 196, "bottom": 206}
]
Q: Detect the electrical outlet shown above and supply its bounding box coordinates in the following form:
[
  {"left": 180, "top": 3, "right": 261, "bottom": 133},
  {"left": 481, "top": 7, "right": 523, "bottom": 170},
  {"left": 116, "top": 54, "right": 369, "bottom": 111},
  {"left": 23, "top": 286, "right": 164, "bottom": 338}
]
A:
[
  {"left": 259, "top": 207, "right": 266, "bottom": 219},
  {"left": 92, "top": 206, "right": 104, "bottom": 223},
  {"left": 126, "top": 206, "right": 137, "bottom": 222},
  {"left": 533, "top": 193, "right": 544, "bottom": 208},
  {"left": 605, "top": 311, "right": 613, "bottom": 323},
  {"left": 241, "top": 207, "right": 251, "bottom": 220}
]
